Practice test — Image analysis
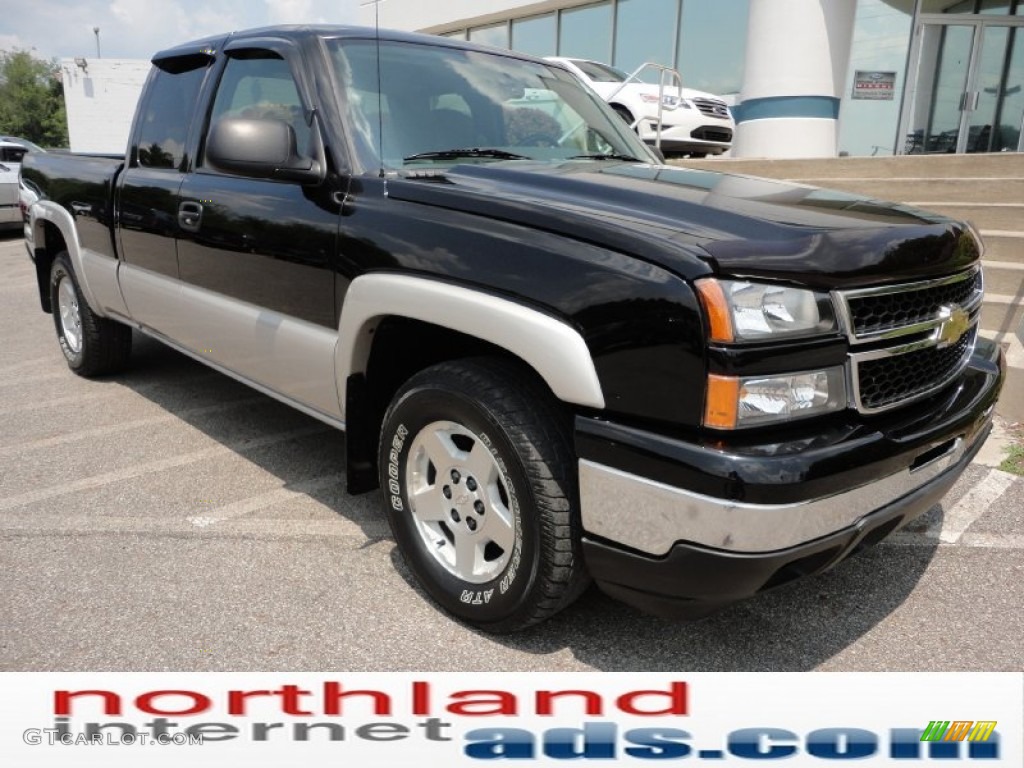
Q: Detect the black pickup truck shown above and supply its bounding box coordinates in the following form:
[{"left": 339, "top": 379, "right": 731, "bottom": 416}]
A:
[{"left": 22, "top": 26, "right": 1004, "bottom": 632}]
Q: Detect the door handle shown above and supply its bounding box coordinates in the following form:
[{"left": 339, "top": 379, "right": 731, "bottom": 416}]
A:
[{"left": 177, "top": 201, "right": 203, "bottom": 233}]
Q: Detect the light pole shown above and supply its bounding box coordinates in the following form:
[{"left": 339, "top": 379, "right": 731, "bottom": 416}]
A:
[{"left": 93, "top": 27, "right": 101, "bottom": 58}]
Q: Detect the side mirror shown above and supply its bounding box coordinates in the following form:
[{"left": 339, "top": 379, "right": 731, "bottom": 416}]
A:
[{"left": 206, "top": 117, "right": 322, "bottom": 183}]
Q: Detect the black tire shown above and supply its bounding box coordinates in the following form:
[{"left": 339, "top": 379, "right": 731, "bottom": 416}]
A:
[
  {"left": 378, "top": 358, "right": 589, "bottom": 633},
  {"left": 50, "top": 253, "right": 132, "bottom": 377},
  {"left": 688, "top": 152, "right": 708, "bottom": 159},
  {"left": 612, "top": 105, "right": 635, "bottom": 129}
]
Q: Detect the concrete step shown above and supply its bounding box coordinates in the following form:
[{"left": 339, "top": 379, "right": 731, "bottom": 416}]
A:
[
  {"left": 983, "top": 261, "right": 1024, "bottom": 296},
  {"left": 980, "top": 328, "right": 1024, "bottom": 423},
  {"left": 994, "top": 368, "right": 1024, "bottom": 423},
  {"left": 680, "top": 153, "right": 1024, "bottom": 179},
  {"left": 907, "top": 203, "right": 1024, "bottom": 231},
  {"left": 982, "top": 233, "right": 1024, "bottom": 264},
  {"left": 981, "top": 293, "right": 1024, "bottom": 335},
  {"left": 790, "top": 177, "right": 1024, "bottom": 204}
]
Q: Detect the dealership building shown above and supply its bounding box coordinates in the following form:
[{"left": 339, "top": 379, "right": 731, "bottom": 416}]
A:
[{"left": 363, "top": 0, "right": 1024, "bottom": 158}]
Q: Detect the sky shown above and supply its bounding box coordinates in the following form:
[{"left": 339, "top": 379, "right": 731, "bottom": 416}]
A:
[{"left": 0, "top": 0, "right": 366, "bottom": 62}]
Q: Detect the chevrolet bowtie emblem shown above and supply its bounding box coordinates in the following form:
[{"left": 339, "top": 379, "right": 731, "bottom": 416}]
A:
[{"left": 936, "top": 304, "right": 970, "bottom": 348}]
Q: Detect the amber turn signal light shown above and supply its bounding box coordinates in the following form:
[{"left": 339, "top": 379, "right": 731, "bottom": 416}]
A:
[
  {"left": 704, "top": 374, "right": 740, "bottom": 430},
  {"left": 695, "top": 279, "right": 734, "bottom": 342}
]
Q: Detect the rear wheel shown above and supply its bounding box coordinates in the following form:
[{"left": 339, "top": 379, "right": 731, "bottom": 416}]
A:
[
  {"left": 378, "top": 358, "right": 588, "bottom": 632},
  {"left": 50, "top": 253, "right": 131, "bottom": 376}
]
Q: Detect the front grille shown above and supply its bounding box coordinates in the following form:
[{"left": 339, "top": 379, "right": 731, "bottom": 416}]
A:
[
  {"left": 838, "top": 266, "right": 983, "bottom": 413},
  {"left": 691, "top": 127, "right": 733, "bottom": 142},
  {"left": 691, "top": 98, "right": 730, "bottom": 119},
  {"left": 847, "top": 269, "right": 982, "bottom": 338},
  {"left": 856, "top": 329, "right": 975, "bottom": 411}
]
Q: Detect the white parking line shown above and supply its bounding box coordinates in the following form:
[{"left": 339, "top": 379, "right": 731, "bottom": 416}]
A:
[
  {"left": 0, "top": 355, "right": 54, "bottom": 376},
  {"left": 0, "top": 371, "right": 76, "bottom": 388},
  {"left": 885, "top": 532, "right": 1023, "bottom": 549},
  {"left": 0, "top": 369, "right": 225, "bottom": 417},
  {"left": 936, "top": 468, "right": 1016, "bottom": 543},
  {"left": 0, "top": 516, "right": 385, "bottom": 540},
  {"left": 0, "top": 425, "right": 329, "bottom": 512},
  {"left": 0, "top": 396, "right": 268, "bottom": 458},
  {"left": 187, "top": 472, "right": 347, "bottom": 527},
  {"left": 0, "top": 389, "right": 126, "bottom": 416}
]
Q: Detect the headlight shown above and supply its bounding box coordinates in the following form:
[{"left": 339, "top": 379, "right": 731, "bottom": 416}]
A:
[
  {"left": 696, "top": 278, "right": 838, "bottom": 342},
  {"left": 705, "top": 367, "right": 847, "bottom": 429},
  {"left": 639, "top": 93, "right": 685, "bottom": 109}
]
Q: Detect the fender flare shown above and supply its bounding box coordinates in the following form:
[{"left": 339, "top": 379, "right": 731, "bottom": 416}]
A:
[
  {"left": 335, "top": 273, "right": 605, "bottom": 411},
  {"left": 31, "top": 200, "right": 106, "bottom": 317}
]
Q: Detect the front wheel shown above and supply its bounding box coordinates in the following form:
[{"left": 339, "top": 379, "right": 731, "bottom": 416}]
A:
[{"left": 378, "top": 359, "right": 588, "bottom": 632}]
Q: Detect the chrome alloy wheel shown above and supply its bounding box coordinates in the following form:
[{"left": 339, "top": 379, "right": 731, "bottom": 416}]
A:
[
  {"left": 57, "top": 276, "right": 83, "bottom": 354},
  {"left": 405, "top": 420, "right": 516, "bottom": 583}
]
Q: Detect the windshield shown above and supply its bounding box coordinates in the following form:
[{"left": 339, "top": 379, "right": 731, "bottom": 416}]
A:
[
  {"left": 328, "top": 39, "right": 653, "bottom": 171},
  {"left": 571, "top": 60, "right": 629, "bottom": 84}
]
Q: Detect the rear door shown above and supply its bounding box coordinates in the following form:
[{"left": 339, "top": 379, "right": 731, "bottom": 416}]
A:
[{"left": 117, "top": 52, "right": 212, "bottom": 331}]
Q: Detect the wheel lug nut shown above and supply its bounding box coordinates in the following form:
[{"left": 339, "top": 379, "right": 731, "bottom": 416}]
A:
[
  {"left": 467, "top": 517, "right": 477, "bottom": 531},
  {"left": 451, "top": 470, "right": 461, "bottom": 484},
  {"left": 474, "top": 500, "right": 485, "bottom": 515},
  {"left": 466, "top": 477, "right": 478, "bottom": 492},
  {"left": 442, "top": 486, "right": 452, "bottom": 499},
  {"left": 450, "top": 509, "right": 460, "bottom": 522}
]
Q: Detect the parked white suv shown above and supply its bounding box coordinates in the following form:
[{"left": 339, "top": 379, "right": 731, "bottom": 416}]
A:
[{"left": 546, "top": 57, "right": 734, "bottom": 157}]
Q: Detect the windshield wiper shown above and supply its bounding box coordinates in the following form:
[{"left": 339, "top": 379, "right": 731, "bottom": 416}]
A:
[
  {"left": 403, "top": 148, "right": 531, "bottom": 162},
  {"left": 567, "top": 153, "right": 640, "bottom": 162}
]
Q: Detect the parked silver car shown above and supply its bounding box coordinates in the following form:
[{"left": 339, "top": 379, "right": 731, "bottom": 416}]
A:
[{"left": 0, "top": 139, "right": 44, "bottom": 232}]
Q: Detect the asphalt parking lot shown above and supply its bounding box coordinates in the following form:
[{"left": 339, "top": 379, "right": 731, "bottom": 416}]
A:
[{"left": 1, "top": 232, "right": 1021, "bottom": 672}]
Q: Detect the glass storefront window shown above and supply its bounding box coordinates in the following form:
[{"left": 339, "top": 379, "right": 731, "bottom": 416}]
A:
[
  {"left": 613, "top": 0, "right": 677, "bottom": 75},
  {"left": 995, "top": 27, "right": 1024, "bottom": 148},
  {"left": 442, "top": 30, "right": 467, "bottom": 41},
  {"left": 511, "top": 14, "right": 557, "bottom": 57},
  {"left": 921, "top": 0, "right": 1019, "bottom": 12},
  {"left": 676, "top": 0, "right": 749, "bottom": 95},
  {"left": 838, "top": 0, "right": 915, "bottom": 155},
  {"left": 558, "top": 2, "right": 613, "bottom": 63},
  {"left": 468, "top": 23, "right": 509, "bottom": 49},
  {"left": 978, "top": 0, "right": 1014, "bottom": 13}
]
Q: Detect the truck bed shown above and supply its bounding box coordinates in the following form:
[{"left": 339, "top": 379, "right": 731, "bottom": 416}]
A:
[{"left": 22, "top": 152, "right": 124, "bottom": 261}]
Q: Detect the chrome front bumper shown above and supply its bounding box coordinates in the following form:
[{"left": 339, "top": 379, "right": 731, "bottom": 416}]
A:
[{"left": 579, "top": 427, "right": 982, "bottom": 556}]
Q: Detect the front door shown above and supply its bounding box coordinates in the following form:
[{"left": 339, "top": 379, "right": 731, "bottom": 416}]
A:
[
  {"left": 904, "top": 18, "right": 1024, "bottom": 153},
  {"left": 173, "top": 45, "right": 344, "bottom": 421}
]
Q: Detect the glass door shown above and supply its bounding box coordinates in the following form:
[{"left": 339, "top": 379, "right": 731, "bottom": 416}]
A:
[
  {"left": 924, "top": 24, "right": 976, "bottom": 152},
  {"left": 967, "top": 24, "right": 1024, "bottom": 151},
  {"left": 904, "top": 19, "right": 1024, "bottom": 153}
]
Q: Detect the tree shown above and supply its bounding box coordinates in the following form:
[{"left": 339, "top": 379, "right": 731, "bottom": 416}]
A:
[{"left": 0, "top": 50, "right": 68, "bottom": 148}]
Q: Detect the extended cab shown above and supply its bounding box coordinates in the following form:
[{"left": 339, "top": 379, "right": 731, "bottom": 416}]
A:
[{"left": 22, "top": 26, "right": 1004, "bottom": 632}]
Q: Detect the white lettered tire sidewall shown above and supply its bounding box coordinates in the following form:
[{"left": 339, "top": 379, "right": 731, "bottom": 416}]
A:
[{"left": 382, "top": 386, "right": 540, "bottom": 627}]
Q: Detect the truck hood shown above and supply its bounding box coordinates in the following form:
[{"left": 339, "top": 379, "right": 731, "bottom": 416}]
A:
[{"left": 387, "top": 161, "right": 978, "bottom": 289}]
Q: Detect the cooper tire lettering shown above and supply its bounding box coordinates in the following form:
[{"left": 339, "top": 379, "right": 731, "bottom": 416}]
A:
[{"left": 377, "top": 358, "right": 589, "bottom": 633}]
